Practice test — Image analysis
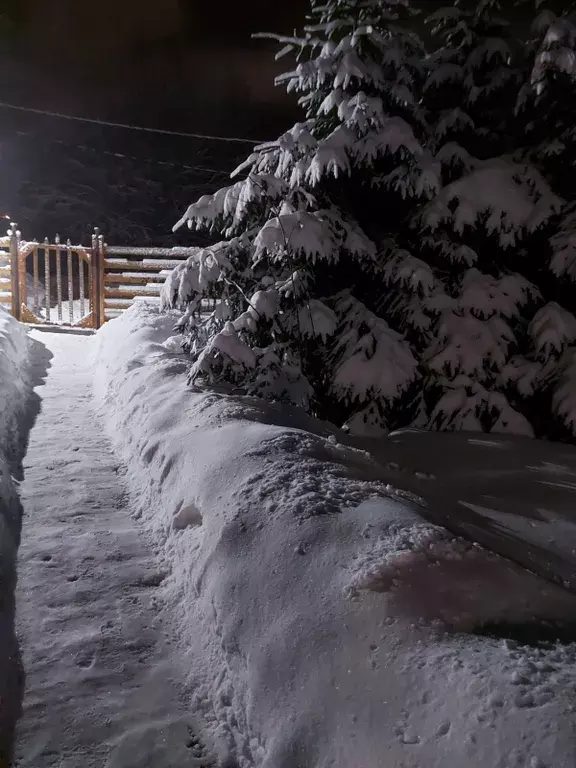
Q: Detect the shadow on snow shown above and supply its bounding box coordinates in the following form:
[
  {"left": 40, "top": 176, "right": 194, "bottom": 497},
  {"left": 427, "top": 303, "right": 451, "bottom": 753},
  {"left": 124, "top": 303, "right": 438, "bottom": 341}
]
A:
[{"left": 0, "top": 335, "right": 53, "bottom": 765}]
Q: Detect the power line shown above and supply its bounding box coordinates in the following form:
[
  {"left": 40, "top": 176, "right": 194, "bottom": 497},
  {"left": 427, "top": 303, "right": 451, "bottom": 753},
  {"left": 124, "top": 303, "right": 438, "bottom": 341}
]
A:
[
  {"left": 14, "top": 130, "right": 234, "bottom": 176},
  {"left": 0, "top": 100, "right": 264, "bottom": 145}
]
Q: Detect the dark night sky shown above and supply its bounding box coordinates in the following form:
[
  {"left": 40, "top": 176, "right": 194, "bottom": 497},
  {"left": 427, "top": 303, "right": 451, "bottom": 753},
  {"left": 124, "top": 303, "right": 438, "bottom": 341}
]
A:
[
  {"left": 0, "top": 1, "right": 313, "bottom": 242},
  {"left": 0, "top": 0, "right": 311, "bottom": 135}
]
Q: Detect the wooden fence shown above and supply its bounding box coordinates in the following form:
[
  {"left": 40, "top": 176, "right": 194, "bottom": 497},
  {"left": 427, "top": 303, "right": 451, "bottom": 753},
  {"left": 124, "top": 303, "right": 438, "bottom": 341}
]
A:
[{"left": 2, "top": 224, "right": 192, "bottom": 329}]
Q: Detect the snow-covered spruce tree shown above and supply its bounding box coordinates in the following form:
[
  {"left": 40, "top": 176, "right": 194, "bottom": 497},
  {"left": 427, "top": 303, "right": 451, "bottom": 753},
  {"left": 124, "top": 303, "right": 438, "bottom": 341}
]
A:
[
  {"left": 381, "top": 0, "right": 566, "bottom": 435},
  {"left": 164, "top": 0, "right": 435, "bottom": 434},
  {"left": 516, "top": 1, "right": 576, "bottom": 192},
  {"left": 406, "top": 160, "right": 561, "bottom": 435},
  {"left": 424, "top": 0, "right": 523, "bottom": 164},
  {"left": 507, "top": 2, "right": 576, "bottom": 440}
]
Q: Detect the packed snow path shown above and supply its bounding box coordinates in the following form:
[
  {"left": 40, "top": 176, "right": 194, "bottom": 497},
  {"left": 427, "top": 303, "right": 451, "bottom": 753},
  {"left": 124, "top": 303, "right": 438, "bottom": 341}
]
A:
[{"left": 13, "top": 330, "right": 211, "bottom": 768}]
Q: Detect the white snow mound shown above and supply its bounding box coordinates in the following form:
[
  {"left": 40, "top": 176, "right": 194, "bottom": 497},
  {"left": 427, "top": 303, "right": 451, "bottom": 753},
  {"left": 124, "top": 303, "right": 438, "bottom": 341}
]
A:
[
  {"left": 0, "top": 306, "right": 30, "bottom": 564},
  {"left": 94, "top": 303, "right": 576, "bottom": 768},
  {"left": 0, "top": 307, "right": 31, "bottom": 749},
  {"left": 0, "top": 307, "right": 31, "bottom": 468}
]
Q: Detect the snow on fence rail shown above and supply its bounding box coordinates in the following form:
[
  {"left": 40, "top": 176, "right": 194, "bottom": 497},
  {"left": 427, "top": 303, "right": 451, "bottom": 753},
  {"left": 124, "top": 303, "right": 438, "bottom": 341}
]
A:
[
  {"left": 102, "top": 251, "right": 194, "bottom": 322},
  {"left": 3, "top": 224, "right": 195, "bottom": 328}
]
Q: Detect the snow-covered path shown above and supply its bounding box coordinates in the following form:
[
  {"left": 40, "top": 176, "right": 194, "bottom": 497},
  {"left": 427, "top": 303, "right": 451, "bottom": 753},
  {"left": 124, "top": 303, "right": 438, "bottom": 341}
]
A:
[{"left": 13, "top": 330, "right": 210, "bottom": 768}]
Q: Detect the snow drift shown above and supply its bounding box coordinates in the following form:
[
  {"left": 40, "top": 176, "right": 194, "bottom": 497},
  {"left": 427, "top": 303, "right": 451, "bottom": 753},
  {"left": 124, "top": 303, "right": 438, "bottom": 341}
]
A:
[
  {"left": 0, "top": 307, "right": 31, "bottom": 759},
  {"left": 94, "top": 303, "right": 576, "bottom": 768},
  {"left": 0, "top": 304, "right": 31, "bottom": 583}
]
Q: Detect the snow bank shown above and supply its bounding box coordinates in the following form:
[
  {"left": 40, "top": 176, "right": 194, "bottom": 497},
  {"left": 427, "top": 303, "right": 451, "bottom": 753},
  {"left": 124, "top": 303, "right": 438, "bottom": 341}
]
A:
[
  {"left": 94, "top": 303, "right": 576, "bottom": 768},
  {"left": 0, "top": 308, "right": 31, "bottom": 469},
  {"left": 0, "top": 307, "right": 30, "bottom": 757},
  {"left": 0, "top": 306, "right": 31, "bottom": 566}
]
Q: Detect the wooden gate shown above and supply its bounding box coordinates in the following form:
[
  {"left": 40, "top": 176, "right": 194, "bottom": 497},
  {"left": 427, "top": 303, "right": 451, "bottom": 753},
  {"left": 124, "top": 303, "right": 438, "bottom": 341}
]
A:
[
  {"left": 17, "top": 237, "right": 97, "bottom": 328},
  {"left": 4, "top": 223, "right": 192, "bottom": 329},
  {"left": 6, "top": 225, "right": 102, "bottom": 329}
]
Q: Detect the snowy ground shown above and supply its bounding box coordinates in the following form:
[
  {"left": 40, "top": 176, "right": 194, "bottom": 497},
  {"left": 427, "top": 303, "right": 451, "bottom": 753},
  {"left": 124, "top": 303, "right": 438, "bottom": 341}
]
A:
[
  {"left": 4, "top": 303, "right": 576, "bottom": 767},
  {"left": 13, "top": 330, "right": 214, "bottom": 767},
  {"left": 92, "top": 303, "right": 576, "bottom": 768}
]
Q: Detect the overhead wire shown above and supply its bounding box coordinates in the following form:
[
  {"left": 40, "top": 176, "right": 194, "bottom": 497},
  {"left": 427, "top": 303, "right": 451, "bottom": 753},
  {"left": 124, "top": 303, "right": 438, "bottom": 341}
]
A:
[
  {"left": 13, "top": 130, "right": 234, "bottom": 176},
  {"left": 0, "top": 100, "right": 264, "bottom": 144}
]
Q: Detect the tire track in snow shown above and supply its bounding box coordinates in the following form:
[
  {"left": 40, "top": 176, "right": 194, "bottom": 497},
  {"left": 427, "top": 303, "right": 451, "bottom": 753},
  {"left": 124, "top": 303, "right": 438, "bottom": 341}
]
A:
[{"left": 13, "top": 330, "right": 213, "bottom": 768}]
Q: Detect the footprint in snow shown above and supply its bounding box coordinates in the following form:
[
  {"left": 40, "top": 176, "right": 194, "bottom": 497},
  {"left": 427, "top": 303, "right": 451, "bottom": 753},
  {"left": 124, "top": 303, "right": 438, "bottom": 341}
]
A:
[
  {"left": 134, "top": 571, "right": 167, "bottom": 588},
  {"left": 173, "top": 503, "right": 203, "bottom": 531}
]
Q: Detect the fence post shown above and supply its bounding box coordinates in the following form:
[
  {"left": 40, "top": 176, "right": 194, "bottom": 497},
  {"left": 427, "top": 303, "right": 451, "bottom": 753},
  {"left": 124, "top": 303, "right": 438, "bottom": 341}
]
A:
[
  {"left": 91, "top": 228, "right": 100, "bottom": 328},
  {"left": 8, "top": 222, "right": 21, "bottom": 321},
  {"left": 98, "top": 231, "right": 106, "bottom": 328},
  {"left": 91, "top": 227, "right": 106, "bottom": 328}
]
